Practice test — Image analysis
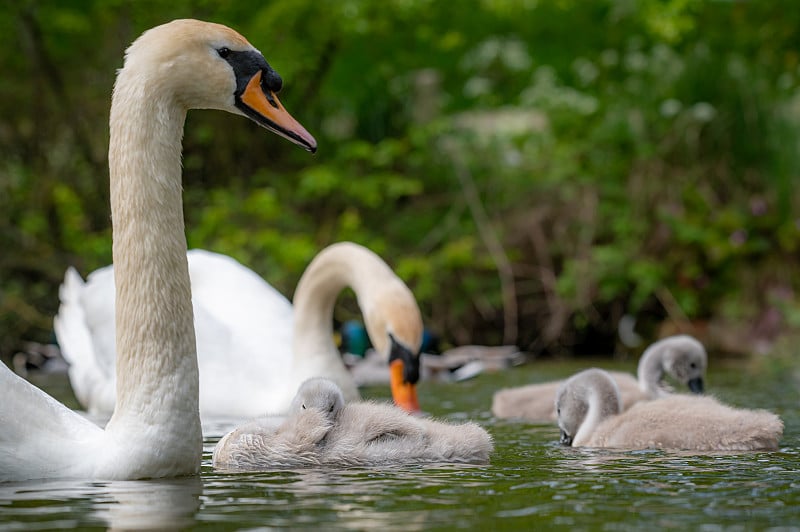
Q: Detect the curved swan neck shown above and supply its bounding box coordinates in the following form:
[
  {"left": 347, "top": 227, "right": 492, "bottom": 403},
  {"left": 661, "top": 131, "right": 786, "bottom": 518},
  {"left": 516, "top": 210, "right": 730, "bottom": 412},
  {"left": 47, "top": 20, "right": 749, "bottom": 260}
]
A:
[
  {"left": 636, "top": 339, "right": 668, "bottom": 397},
  {"left": 572, "top": 370, "right": 621, "bottom": 446},
  {"left": 293, "top": 258, "right": 355, "bottom": 341},
  {"left": 291, "top": 244, "right": 389, "bottom": 361},
  {"left": 106, "top": 65, "right": 199, "bottom": 430}
]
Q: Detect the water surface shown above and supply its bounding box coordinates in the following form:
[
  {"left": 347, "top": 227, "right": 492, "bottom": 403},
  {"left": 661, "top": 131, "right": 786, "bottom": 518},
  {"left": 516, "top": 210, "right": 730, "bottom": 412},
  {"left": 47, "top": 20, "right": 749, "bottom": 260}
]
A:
[{"left": 1, "top": 356, "right": 798, "bottom": 529}]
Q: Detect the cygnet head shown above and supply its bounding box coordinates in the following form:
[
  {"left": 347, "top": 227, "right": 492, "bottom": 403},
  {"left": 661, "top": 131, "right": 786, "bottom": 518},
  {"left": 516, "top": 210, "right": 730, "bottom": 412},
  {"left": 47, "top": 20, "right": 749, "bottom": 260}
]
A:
[
  {"left": 556, "top": 368, "right": 622, "bottom": 446},
  {"left": 652, "top": 335, "right": 707, "bottom": 394},
  {"left": 290, "top": 378, "right": 345, "bottom": 421},
  {"left": 118, "top": 19, "right": 316, "bottom": 152}
]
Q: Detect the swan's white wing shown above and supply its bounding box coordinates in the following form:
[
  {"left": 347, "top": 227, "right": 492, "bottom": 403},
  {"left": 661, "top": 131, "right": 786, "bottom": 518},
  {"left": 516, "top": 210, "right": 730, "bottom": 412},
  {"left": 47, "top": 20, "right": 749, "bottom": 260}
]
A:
[
  {"left": 81, "top": 266, "right": 119, "bottom": 378},
  {"left": 53, "top": 267, "right": 117, "bottom": 414},
  {"left": 188, "top": 249, "right": 295, "bottom": 416},
  {"left": 0, "top": 363, "right": 103, "bottom": 481},
  {"left": 193, "top": 302, "right": 248, "bottom": 416},
  {"left": 57, "top": 251, "right": 300, "bottom": 419},
  {"left": 187, "top": 249, "right": 293, "bottom": 339}
]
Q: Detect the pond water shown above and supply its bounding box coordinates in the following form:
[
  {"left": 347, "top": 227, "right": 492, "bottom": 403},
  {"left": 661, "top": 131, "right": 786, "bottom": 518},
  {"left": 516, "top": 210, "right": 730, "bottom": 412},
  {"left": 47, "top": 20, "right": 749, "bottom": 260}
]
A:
[{"left": 1, "top": 355, "right": 798, "bottom": 530}]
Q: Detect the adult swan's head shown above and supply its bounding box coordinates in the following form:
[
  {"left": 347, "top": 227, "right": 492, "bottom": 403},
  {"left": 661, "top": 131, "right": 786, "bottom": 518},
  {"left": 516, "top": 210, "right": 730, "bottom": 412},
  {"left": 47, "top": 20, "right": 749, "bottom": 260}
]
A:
[
  {"left": 119, "top": 19, "right": 316, "bottom": 152},
  {"left": 0, "top": 19, "right": 315, "bottom": 482}
]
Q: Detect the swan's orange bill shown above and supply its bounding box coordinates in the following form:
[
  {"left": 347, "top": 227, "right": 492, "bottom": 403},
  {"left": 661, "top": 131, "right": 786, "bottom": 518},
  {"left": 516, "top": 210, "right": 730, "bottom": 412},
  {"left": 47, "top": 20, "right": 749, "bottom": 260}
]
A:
[
  {"left": 390, "top": 359, "right": 420, "bottom": 413},
  {"left": 241, "top": 71, "right": 317, "bottom": 152}
]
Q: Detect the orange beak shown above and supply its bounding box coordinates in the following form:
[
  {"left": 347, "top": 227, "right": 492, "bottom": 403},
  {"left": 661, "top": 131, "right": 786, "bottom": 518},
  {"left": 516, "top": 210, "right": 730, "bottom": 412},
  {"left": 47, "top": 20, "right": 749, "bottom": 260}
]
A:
[
  {"left": 390, "top": 359, "right": 420, "bottom": 413},
  {"left": 240, "top": 71, "right": 317, "bottom": 152}
]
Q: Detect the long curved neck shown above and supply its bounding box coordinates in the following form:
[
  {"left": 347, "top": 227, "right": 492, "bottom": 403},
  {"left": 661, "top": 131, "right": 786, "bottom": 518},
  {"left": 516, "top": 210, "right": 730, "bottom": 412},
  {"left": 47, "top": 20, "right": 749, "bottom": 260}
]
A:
[
  {"left": 574, "top": 372, "right": 621, "bottom": 446},
  {"left": 293, "top": 263, "right": 354, "bottom": 348},
  {"left": 636, "top": 340, "right": 667, "bottom": 397},
  {"left": 291, "top": 245, "right": 388, "bottom": 388},
  {"left": 106, "top": 69, "right": 200, "bottom": 433}
]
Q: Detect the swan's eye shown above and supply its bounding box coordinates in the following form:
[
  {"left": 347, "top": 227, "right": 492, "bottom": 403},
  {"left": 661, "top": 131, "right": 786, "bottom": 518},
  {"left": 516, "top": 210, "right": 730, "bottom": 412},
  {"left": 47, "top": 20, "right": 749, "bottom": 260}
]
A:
[
  {"left": 328, "top": 404, "right": 335, "bottom": 413},
  {"left": 690, "top": 362, "right": 697, "bottom": 369},
  {"left": 301, "top": 404, "right": 306, "bottom": 410},
  {"left": 217, "top": 47, "right": 231, "bottom": 59}
]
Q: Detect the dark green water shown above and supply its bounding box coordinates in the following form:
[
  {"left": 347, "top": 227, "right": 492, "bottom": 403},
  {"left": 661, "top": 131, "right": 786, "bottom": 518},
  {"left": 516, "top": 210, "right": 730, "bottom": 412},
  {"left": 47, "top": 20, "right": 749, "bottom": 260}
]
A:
[{"left": 1, "top": 356, "right": 798, "bottom": 530}]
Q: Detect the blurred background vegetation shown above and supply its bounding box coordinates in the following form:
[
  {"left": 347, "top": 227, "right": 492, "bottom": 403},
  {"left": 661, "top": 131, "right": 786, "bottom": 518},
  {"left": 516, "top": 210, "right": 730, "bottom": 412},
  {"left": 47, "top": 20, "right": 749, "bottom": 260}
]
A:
[{"left": 1, "top": 0, "right": 799, "bottom": 362}]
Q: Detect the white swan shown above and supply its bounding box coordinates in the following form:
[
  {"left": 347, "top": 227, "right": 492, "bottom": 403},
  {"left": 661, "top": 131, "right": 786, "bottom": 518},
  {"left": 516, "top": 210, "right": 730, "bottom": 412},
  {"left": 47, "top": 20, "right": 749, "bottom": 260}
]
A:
[
  {"left": 491, "top": 335, "right": 707, "bottom": 422},
  {"left": 212, "top": 378, "right": 493, "bottom": 469},
  {"left": 55, "top": 242, "right": 424, "bottom": 418},
  {"left": 555, "top": 368, "right": 783, "bottom": 451},
  {"left": 0, "top": 19, "right": 316, "bottom": 482}
]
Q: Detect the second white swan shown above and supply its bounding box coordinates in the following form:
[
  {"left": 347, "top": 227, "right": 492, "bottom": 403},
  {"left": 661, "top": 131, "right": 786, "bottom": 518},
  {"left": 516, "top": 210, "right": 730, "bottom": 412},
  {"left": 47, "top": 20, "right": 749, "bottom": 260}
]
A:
[{"left": 55, "top": 242, "right": 424, "bottom": 418}]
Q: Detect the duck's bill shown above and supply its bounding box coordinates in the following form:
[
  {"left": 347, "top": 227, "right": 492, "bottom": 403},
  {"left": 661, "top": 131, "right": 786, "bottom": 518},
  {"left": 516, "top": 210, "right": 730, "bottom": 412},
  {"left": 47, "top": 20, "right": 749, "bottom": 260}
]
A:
[
  {"left": 237, "top": 71, "right": 317, "bottom": 153},
  {"left": 688, "top": 377, "right": 704, "bottom": 394},
  {"left": 390, "top": 359, "right": 421, "bottom": 413}
]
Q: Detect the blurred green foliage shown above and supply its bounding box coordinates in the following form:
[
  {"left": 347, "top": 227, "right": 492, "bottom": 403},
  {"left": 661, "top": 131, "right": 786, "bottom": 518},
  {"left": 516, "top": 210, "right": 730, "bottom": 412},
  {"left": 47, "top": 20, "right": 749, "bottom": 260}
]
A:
[{"left": 1, "top": 0, "right": 799, "bottom": 358}]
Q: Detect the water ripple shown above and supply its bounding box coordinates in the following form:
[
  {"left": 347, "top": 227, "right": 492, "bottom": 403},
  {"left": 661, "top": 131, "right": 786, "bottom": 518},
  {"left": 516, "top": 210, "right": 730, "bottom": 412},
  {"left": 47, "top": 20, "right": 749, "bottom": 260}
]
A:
[{"left": 1, "top": 362, "right": 799, "bottom": 529}]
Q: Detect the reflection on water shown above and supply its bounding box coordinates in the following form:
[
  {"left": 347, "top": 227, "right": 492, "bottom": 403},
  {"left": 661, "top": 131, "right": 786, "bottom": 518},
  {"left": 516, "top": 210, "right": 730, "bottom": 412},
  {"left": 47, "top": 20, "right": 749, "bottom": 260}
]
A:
[
  {"left": 201, "top": 466, "right": 496, "bottom": 530},
  {"left": 0, "top": 476, "right": 201, "bottom": 530},
  {"left": 100, "top": 477, "right": 202, "bottom": 530},
  {"left": 1, "top": 359, "right": 798, "bottom": 529}
]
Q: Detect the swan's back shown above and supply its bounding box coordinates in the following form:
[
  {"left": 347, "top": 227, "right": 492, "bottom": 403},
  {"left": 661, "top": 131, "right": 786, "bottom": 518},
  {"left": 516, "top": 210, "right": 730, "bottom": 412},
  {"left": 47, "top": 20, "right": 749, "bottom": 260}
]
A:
[
  {"left": 187, "top": 249, "right": 294, "bottom": 353},
  {"left": 323, "top": 402, "right": 428, "bottom": 463},
  {"left": 491, "top": 380, "right": 562, "bottom": 421},
  {"left": 326, "top": 402, "right": 493, "bottom": 465},
  {"left": 187, "top": 249, "right": 296, "bottom": 415},
  {"left": 212, "top": 410, "right": 331, "bottom": 470},
  {"left": 590, "top": 394, "right": 784, "bottom": 451},
  {"left": 612, "top": 371, "right": 651, "bottom": 410},
  {"left": 415, "top": 415, "right": 494, "bottom": 464}
]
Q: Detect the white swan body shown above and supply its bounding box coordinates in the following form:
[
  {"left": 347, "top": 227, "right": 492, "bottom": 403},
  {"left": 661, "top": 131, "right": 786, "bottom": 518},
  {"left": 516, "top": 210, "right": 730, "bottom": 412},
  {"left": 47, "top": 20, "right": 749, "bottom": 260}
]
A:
[
  {"left": 1, "top": 19, "right": 315, "bottom": 482},
  {"left": 56, "top": 242, "right": 424, "bottom": 418},
  {"left": 556, "top": 368, "right": 783, "bottom": 451},
  {"left": 491, "top": 335, "right": 707, "bottom": 422},
  {"left": 212, "top": 378, "right": 493, "bottom": 469},
  {"left": 56, "top": 251, "right": 294, "bottom": 417}
]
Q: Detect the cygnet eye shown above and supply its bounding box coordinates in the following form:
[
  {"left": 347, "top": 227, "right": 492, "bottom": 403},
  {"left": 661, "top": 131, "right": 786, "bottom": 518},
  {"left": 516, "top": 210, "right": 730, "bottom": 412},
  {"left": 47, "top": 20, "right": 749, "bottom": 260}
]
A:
[
  {"left": 217, "top": 47, "right": 231, "bottom": 59},
  {"left": 690, "top": 362, "right": 697, "bottom": 369},
  {"left": 301, "top": 404, "right": 306, "bottom": 410}
]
